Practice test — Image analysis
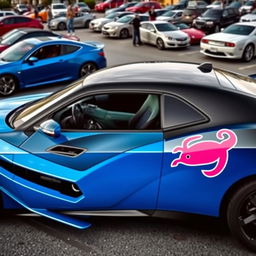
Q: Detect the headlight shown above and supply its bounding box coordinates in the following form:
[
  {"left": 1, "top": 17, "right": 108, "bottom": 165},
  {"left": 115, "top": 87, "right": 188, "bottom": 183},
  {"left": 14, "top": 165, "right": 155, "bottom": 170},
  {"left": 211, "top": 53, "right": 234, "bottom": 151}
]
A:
[
  {"left": 51, "top": 21, "right": 57, "bottom": 25},
  {"left": 206, "top": 21, "right": 214, "bottom": 25},
  {"left": 167, "top": 36, "right": 173, "bottom": 40},
  {"left": 113, "top": 26, "right": 119, "bottom": 30}
]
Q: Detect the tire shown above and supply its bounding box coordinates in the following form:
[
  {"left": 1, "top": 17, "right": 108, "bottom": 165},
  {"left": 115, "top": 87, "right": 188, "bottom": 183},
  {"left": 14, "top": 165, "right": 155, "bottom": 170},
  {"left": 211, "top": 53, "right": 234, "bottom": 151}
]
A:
[
  {"left": 214, "top": 25, "right": 220, "bottom": 33},
  {"left": 79, "top": 62, "right": 98, "bottom": 77},
  {"left": 227, "top": 180, "right": 256, "bottom": 251},
  {"left": 119, "top": 29, "right": 129, "bottom": 39},
  {"left": 0, "top": 75, "right": 18, "bottom": 96},
  {"left": 58, "top": 22, "right": 66, "bottom": 30},
  {"left": 84, "top": 20, "right": 90, "bottom": 28},
  {"left": 156, "top": 38, "right": 165, "bottom": 50},
  {"left": 242, "top": 44, "right": 254, "bottom": 62}
]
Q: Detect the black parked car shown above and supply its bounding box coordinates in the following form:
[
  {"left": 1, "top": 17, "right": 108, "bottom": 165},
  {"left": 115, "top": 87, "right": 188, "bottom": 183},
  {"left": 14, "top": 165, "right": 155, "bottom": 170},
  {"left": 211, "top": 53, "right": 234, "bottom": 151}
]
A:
[
  {"left": 180, "top": 8, "right": 206, "bottom": 25},
  {"left": 193, "top": 7, "right": 240, "bottom": 33}
]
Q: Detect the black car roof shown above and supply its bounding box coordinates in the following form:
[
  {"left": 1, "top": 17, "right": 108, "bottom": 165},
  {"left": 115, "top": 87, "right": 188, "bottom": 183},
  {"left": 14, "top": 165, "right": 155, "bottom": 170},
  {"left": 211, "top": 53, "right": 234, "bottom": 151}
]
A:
[{"left": 83, "top": 62, "right": 220, "bottom": 88}]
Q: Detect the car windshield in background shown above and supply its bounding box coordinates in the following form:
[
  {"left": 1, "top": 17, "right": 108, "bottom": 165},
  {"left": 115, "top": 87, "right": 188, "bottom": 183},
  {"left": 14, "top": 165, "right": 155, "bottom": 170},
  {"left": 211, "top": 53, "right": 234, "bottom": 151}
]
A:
[
  {"left": 106, "top": 12, "right": 119, "bottom": 19},
  {"left": 11, "top": 79, "right": 83, "bottom": 129},
  {"left": 156, "top": 23, "right": 177, "bottom": 31},
  {"left": 117, "top": 15, "right": 133, "bottom": 23},
  {"left": 245, "top": 1, "right": 254, "bottom": 6},
  {"left": 162, "top": 10, "right": 175, "bottom": 17},
  {"left": 223, "top": 24, "right": 255, "bottom": 35},
  {"left": 0, "top": 41, "right": 35, "bottom": 62},
  {"left": 202, "top": 9, "right": 221, "bottom": 17},
  {"left": 1, "top": 31, "right": 26, "bottom": 45},
  {"left": 53, "top": 4, "right": 66, "bottom": 9},
  {"left": 1, "top": 29, "right": 18, "bottom": 41},
  {"left": 216, "top": 69, "right": 256, "bottom": 96},
  {"left": 176, "top": 23, "right": 189, "bottom": 29}
]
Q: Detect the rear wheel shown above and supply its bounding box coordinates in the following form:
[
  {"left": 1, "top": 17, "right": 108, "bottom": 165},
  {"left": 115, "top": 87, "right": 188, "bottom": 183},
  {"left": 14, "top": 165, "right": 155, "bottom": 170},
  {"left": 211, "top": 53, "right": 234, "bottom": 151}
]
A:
[
  {"left": 120, "top": 29, "right": 129, "bottom": 39},
  {"left": 242, "top": 44, "right": 254, "bottom": 62},
  {"left": 58, "top": 22, "right": 66, "bottom": 30},
  {"left": 156, "top": 38, "right": 165, "bottom": 50},
  {"left": 227, "top": 180, "right": 256, "bottom": 251},
  {"left": 0, "top": 75, "right": 18, "bottom": 96},
  {"left": 79, "top": 62, "right": 98, "bottom": 77}
]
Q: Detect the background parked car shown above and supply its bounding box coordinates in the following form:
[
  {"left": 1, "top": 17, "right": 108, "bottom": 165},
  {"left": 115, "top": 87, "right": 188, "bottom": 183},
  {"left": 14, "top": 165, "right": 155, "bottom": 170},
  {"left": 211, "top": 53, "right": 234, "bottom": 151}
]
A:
[
  {"left": 239, "top": 0, "right": 256, "bottom": 14},
  {"left": 0, "top": 16, "right": 43, "bottom": 36},
  {"left": 180, "top": 8, "right": 206, "bottom": 25},
  {"left": 164, "top": 3, "right": 186, "bottom": 11},
  {"left": 0, "top": 37, "right": 106, "bottom": 95},
  {"left": 26, "top": 7, "right": 49, "bottom": 22},
  {"left": 193, "top": 7, "right": 240, "bottom": 33},
  {"left": 240, "top": 9, "right": 256, "bottom": 21},
  {"left": 95, "top": 0, "right": 124, "bottom": 12},
  {"left": 90, "top": 11, "right": 133, "bottom": 32},
  {"left": 126, "top": 1, "right": 162, "bottom": 13},
  {"left": 157, "top": 10, "right": 183, "bottom": 22},
  {"left": 74, "top": 2, "right": 91, "bottom": 13},
  {"left": 51, "top": 3, "right": 67, "bottom": 18},
  {"left": 206, "top": 0, "right": 222, "bottom": 9},
  {"left": 105, "top": 1, "right": 138, "bottom": 15},
  {"left": 200, "top": 22, "right": 256, "bottom": 62},
  {"left": 0, "top": 11, "right": 16, "bottom": 17},
  {"left": 140, "top": 21, "right": 190, "bottom": 49},
  {"left": 187, "top": 0, "right": 208, "bottom": 9},
  {"left": 14, "top": 4, "right": 29, "bottom": 14},
  {"left": 102, "top": 14, "right": 149, "bottom": 38},
  {"left": 49, "top": 12, "right": 95, "bottom": 30},
  {"left": 173, "top": 21, "right": 205, "bottom": 44}
]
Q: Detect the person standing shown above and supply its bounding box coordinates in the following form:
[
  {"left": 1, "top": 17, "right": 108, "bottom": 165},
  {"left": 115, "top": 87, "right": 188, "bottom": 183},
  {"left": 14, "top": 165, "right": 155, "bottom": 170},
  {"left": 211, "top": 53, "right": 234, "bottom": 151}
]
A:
[
  {"left": 67, "top": 2, "right": 75, "bottom": 35},
  {"left": 132, "top": 14, "right": 141, "bottom": 46},
  {"left": 46, "top": 6, "right": 53, "bottom": 28},
  {"left": 148, "top": 7, "right": 156, "bottom": 21}
]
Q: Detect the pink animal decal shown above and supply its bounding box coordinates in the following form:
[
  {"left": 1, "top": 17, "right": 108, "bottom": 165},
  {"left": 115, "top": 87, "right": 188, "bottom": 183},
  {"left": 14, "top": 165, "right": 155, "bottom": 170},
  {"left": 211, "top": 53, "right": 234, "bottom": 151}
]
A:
[{"left": 170, "top": 129, "right": 237, "bottom": 178}]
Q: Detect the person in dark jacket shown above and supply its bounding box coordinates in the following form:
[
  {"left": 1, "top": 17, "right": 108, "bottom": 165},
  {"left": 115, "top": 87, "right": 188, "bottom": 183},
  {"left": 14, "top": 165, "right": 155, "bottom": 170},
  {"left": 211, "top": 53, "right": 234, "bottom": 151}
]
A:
[
  {"left": 148, "top": 7, "right": 156, "bottom": 21},
  {"left": 132, "top": 14, "right": 141, "bottom": 46}
]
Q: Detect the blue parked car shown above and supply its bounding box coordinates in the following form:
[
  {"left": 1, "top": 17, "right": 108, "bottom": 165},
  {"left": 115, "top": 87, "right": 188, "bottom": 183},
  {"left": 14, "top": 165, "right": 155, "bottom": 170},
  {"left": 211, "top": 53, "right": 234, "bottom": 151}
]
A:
[
  {"left": 0, "top": 37, "right": 106, "bottom": 96},
  {"left": 1, "top": 62, "right": 256, "bottom": 251}
]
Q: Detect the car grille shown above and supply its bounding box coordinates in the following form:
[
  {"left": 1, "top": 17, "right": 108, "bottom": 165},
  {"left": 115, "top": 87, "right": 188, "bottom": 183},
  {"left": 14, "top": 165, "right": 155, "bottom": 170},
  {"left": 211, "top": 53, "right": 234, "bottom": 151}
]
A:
[
  {"left": 176, "top": 37, "right": 187, "bottom": 42},
  {"left": 0, "top": 158, "right": 82, "bottom": 198},
  {"left": 205, "top": 50, "right": 225, "bottom": 56},
  {"left": 195, "top": 20, "right": 205, "bottom": 25}
]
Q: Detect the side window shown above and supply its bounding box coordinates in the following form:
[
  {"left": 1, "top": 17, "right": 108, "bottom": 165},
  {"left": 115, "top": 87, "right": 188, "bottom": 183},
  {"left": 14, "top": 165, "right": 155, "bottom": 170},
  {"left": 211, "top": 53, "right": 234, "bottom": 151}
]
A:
[
  {"left": 3, "top": 17, "right": 15, "bottom": 24},
  {"left": 61, "top": 44, "right": 80, "bottom": 55},
  {"left": 32, "top": 45, "right": 61, "bottom": 60},
  {"left": 147, "top": 23, "right": 154, "bottom": 31},
  {"left": 52, "top": 93, "right": 161, "bottom": 130},
  {"left": 0, "top": 13, "right": 3, "bottom": 17},
  {"left": 163, "top": 95, "right": 207, "bottom": 129},
  {"left": 141, "top": 23, "right": 148, "bottom": 29},
  {"left": 16, "top": 17, "right": 30, "bottom": 23}
]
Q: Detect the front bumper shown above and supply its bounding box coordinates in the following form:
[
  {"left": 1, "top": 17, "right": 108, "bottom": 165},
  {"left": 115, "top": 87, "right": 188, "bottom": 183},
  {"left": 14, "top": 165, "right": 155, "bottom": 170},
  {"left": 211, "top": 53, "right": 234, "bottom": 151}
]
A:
[
  {"left": 89, "top": 22, "right": 103, "bottom": 32},
  {"left": 102, "top": 28, "right": 119, "bottom": 38},
  {"left": 164, "top": 38, "right": 190, "bottom": 48}
]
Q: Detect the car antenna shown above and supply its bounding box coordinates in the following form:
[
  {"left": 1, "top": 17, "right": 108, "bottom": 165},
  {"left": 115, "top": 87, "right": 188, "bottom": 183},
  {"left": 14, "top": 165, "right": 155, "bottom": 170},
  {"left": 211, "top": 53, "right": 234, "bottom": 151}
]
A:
[{"left": 197, "top": 62, "right": 213, "bottom": 73}]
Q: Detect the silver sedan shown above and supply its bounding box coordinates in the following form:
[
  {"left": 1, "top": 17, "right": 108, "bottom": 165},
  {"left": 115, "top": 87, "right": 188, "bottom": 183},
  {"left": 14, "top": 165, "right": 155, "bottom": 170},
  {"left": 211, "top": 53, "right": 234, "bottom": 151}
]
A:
[
  {"left": 49, "top": 12, "right": 95, "bottom": 30},
  {"left": 200, "top": 22, "right": 256, "bottom": 62},
  {"left": 140, "top": 21, "right": 190, "bottom": 50}
]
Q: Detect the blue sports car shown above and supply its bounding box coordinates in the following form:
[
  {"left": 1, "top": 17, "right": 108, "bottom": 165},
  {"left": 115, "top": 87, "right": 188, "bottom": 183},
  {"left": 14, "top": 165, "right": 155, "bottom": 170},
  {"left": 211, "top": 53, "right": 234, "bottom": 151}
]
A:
[
  {"left": 0, "top": 37, "right": 106, "bottom": 96},
  {"left": 1, "top": 62, "right": 256, "bottom": 251}
]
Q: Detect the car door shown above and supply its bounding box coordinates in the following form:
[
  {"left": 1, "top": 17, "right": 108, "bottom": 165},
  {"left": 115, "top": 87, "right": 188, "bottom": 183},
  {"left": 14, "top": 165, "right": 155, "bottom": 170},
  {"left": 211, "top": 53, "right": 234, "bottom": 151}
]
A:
[
  {"left": 73, "top": 13, "right": 84, "bottom": 28},
  {"left": 140, "top": 23, "right": 151, "bottom": 44},
  {"left": 147, "top": 23, "right": 157, "bottom": 44},
  {"left": 14, "top": 92, "right": 164, "bottom": 210},
  {"left": 20, "top": 43, "right": 79, "bottom": 87},
  {"left": 157, "top": 94, "right": 211, "bottom": 213}
]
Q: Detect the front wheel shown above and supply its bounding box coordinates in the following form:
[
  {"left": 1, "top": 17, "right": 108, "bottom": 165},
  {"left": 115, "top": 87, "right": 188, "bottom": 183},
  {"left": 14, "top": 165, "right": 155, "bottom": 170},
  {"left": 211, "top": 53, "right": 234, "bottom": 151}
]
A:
[
  {"left": 120, "top": 29, "right": 129, "bottom": 39},
  {"left": 242, "top": 44, "right": 254, "bottom": 62},
  {"left": 227, "top": 180, "right": 256, "bottom": 251},
  {"left": 0, "top": 75, "right": 18, "bottom": 96},
  {"left": 156, "top": 38, "right": 165, "bottom": 50},
  {"left": 58, "top": 22, "right": 66, "bottom": 30},
  {"left": 79, "top": 62, "right": 98, "bottom": 77}
]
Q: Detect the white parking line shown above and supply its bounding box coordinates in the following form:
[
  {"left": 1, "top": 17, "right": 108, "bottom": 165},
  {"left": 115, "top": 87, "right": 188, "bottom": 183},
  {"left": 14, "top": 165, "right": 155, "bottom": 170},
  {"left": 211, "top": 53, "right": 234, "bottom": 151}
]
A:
[
  {"left": 238, "top": 64, "right": 256, "bottom": 71},
  {"left": 178, "top": 51, "right": 199, "bottom": 56}
]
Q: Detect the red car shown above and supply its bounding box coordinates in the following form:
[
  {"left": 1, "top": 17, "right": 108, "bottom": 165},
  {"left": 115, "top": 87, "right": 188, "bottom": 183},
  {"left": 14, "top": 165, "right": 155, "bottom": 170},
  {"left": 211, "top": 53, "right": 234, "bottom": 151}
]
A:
[
  {"left": 95, "top": 0, "right": 124, "bottom": 12},
  {"left": 174, "top": 22, "right": 205, "bottom": 44},
  {"left": 0, "top": 16, "right": 43, "bottom": 36},
  {"left": 126, "top": 1, "right": 162, "bottom": 13}
]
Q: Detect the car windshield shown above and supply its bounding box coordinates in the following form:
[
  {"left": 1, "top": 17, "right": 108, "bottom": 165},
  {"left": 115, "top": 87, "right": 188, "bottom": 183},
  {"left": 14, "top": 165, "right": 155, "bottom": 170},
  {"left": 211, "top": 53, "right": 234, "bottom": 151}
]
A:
[
  {"left": 162, "top": 10, "right": 175, "bottom": 17},
  {"left": 11, "top": 79, "right": 83, "bottom": 129},
  {"left": 175, "top": 22, "right": 189, "bottom": 29},
  {"left": 1, "top": 30, "right": 26, "bottom": 45},
  {"left": 0, "top": 41, "right": 35, "bottom": 62},
  {"left": 52, "top": 4, "right": 66, "bottom": 9},
  {"left": 106, "top": 12, "right": 119, "bottom": 19},
  {"left": 202, "top": 9, "right": 222, "bottom": 17},
  {"left": 19, "top": 4, "right": 27, "bottom": 8},
  {"left": 245, "top": 1, "right": 254, "bottom": 6},
  {"left": 223, "top": 24, "right": 255, "bottom": 35},
  {"left": 116, "top": 15, "right": 133, "bottom": 23},
  {"left": 216, "top": 69, "right": 256, "bottom": 96},
  {"left": 229, "top": 1, "right": 241, "bottom": 7},
  {"left": 155, "top": 23, "right": 178, "bottom": 31}
]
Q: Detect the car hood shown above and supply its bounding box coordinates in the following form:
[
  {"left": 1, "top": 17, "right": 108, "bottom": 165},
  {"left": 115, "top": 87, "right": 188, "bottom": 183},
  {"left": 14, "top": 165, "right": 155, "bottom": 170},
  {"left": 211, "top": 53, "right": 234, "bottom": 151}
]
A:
[
  {"left": 197, "top": 16, "right": 219, "bottom": 22},
  {"left": 161, "top": 30, "right": 188, "bottom": 38},
  {"left": 241, "top": 13, "right": 256, "bottom": 20},
  {"left": 182, "top": 28, "right": 205, "bottom": 36},
  {"left": 0, "top": 93, "right": 50, "bottom": 132},
  {"left": 91, "top": 17, "right": 112, "bottom": 24},
  {"left": 157, "top": 16, "right": 174, "bottom": 21},
  {"left": 104, "top": 21, "right": 125, "bottom": 28},
  {"left": 205, "top": 32, "right": 247, "bottom": 42}
]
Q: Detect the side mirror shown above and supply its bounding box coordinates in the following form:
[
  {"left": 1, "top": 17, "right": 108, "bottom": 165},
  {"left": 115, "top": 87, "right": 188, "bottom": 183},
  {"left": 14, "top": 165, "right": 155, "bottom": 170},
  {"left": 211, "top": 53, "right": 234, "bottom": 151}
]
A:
[
  {"left": 150, "top": 28, "right": 156, "bottom": 33},
  {"left": 39, "top": 119, "right": 61, "bottom": 137},
  {"left": 27, "top": 56, "right": 38, "bottom": 63}
]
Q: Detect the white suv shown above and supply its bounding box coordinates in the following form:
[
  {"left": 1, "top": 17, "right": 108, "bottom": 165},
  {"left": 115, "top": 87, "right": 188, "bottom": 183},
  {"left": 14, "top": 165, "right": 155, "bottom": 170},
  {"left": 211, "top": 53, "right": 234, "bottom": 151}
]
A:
[{"left": 51, "top": 3, "right": 67, "bottom": 18}]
